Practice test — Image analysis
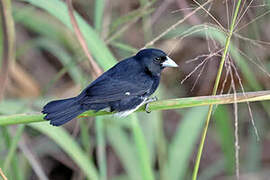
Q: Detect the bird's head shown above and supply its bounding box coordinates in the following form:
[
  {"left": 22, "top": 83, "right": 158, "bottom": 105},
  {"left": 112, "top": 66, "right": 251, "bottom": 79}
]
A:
[{"left": 135, "top": 48, "right": 178, "bottom": 76}]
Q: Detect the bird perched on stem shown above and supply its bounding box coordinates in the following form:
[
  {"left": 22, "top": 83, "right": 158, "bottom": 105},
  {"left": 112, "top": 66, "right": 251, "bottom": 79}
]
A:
[{"left": 42, "top": 48, "right": 178, "bottom": 126}]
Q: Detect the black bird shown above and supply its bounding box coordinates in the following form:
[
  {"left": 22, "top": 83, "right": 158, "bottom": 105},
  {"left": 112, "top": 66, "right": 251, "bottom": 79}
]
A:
[{"left": 42, "top": 48, "right": 178, "bottom": 126}]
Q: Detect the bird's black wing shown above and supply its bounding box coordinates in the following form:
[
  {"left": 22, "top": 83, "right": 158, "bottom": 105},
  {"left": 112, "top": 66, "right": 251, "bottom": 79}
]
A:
[
  {"left": 81, "top": 75, "right": 151, "bottom": 104},
  {"left": 80, "top": 59, "right": 153, "bottom": 104}
]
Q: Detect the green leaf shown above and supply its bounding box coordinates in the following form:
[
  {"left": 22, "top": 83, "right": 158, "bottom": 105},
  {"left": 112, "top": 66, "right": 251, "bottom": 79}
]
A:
[
  {"left": 29, "top": 122, "right": 99, "bottom": 180},
  {"left": 13, "top": 5, "right": 73, "bottom": 48},
  {"left": 106, "top": 123, "right": 142, "bottom": 180},
  {"left": 167, "top": 106, "right": 208, "bottom": 180},
  {"left": 34, "top": 38, "right": 86, "bottom": 85},
  {"left": 96, "top": 117, "right": 107, "bottom": 180},
  {"left": 214, "top": 106, "right": 234, "bottom": 174},
  {"left": 20, "top": 0, "right": 116, "bottom": 70},
  {"left": 130, "top": 115, "right": 155, "bottom": 180},
  {"left": 3, "top": 125, "right": 25, "bottom": 171},
  {"left": 94, "top": 0, "right": 105, "bottom": 33}
]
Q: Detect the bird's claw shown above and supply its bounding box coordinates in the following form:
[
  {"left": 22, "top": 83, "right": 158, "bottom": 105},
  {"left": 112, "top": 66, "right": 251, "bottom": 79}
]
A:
[
  {"left": 144, "top": 96, "right": 158, "bottom": 113},
  {"left": 145, "top": 103, "right": 151, "bottom": 113}
]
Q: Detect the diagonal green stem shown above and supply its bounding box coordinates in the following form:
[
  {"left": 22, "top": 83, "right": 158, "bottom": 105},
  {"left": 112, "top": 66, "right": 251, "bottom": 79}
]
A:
[{"left": 192, "top": 1, "right": 243, "bottom": 180}]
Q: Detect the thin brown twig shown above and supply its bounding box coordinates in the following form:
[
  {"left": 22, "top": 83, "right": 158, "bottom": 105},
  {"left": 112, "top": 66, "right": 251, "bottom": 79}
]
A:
[
  {"left": 249, "top": 4, "right": 270, "bottom": 8},
  {"left": 66, "top": 0, "right": 103, "bottom": 78},
  {"left": 171, "top": 7, "right": 197, "bottom": 14},
  {"left": 234, "top": 32, "right": 270, "bottom": 47},
  {"left": 205, "top": 24, "right": 212, "bottom": 53},
  {"left": 229, "top": 58, "right": 260, "bottom": 140},
  {"left": 190, "top": 59, "right": 207, "bottom": 92},
  {"left": 235, "top": 9, "right": 270, "bottom": 32},
  {"left": 166, "top": 24, "right": 212, "bottom": 56},
  {"left": 143, "top": 0, "right": 214, "bottom": 49},
  {"left": 185, "top": 54, "right": 213, "bottom": 63},
  {"left": 0, "top": 168, "right": 8, "bottom": 180},
  {"left": 235, "top": 46, "right": 270, "bottom": 78},
  {"left": 192, "top": 0, "right": 226, "bottom": 32},
  {"left": 234, "top": 0, "right": 255, "bottom": 30},
  {"left": 204, "top": 24, "right": 219, "bottom": 59},
  {"left": 225, "top": 0, "right": 230, "bottom": 29},
  {"left": 185, "top": 33, "right": 221, "bottom": 92},
  {"left": 181, "top": 48, "right": 224, "bottom": 84},
  {"left": 231, "top": 0, "right": 236, "bottom": 24},
  {"left": 220, "top": 57, "right": 230, "bottom": 95},
  {"left": 228, "top": 58, "right": 240, "bottom": 180},
  {"left": 237, "top": 0, "right": 248, "bottom": 22}
]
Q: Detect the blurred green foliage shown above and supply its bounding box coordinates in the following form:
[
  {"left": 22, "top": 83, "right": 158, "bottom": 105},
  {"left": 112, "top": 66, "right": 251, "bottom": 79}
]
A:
[{"left": 0, "top": 0, "right": 270, "bottom": 180}]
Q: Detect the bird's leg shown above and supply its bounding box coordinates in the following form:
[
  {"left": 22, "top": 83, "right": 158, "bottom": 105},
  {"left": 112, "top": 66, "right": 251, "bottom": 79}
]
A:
[{"left": 144, "top": 96, "right": 158, "bottom": 113}]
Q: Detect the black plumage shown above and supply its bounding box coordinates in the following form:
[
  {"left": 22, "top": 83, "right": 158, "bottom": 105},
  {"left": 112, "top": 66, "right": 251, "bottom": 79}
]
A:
[{"left": 42, "top": 48, "right": 178, "bottom": 126}]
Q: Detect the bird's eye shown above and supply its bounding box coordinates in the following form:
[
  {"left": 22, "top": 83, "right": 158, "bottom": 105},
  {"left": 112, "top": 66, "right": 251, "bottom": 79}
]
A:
[
  {"left": 154, "top": 56, "right": 166, "bottom": 64},
  {"left": 154, "top": 57, "right": 161, "bottom": 63}
]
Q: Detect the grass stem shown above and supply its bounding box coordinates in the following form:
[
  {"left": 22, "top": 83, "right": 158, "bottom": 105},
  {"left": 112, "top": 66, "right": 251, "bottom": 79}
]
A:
[
  {"left": 192, "top": 1, "right": 243, "bottom": 179},
  {"left": 0, "top": 90, "right": 269, "bottom": 126}
]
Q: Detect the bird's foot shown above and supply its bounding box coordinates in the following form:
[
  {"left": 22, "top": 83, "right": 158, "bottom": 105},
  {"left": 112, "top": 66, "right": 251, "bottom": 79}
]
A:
[{"left": 144, "top": 96, "right": 158, "bottom": 113}]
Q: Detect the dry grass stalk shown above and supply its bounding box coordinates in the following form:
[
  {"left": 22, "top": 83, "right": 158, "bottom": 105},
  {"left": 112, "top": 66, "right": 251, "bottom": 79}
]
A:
[
  {"left": 0, "top": 0, "right": 15, "bottom": 100},
  {"left": 0, "top": 168, "right": 8, "bottom": 180},
  {"left": 66, "top": 0, "right": 103, "bottom": 78}
]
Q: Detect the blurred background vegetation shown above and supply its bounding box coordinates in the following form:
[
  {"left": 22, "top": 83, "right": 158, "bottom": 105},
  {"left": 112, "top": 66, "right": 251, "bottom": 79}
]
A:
[{"left": 0, "top": 0, "right": 270, "bottom": 179}]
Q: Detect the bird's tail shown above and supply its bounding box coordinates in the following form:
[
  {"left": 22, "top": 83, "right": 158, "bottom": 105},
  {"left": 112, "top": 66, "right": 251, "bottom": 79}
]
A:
[{"left": 42, "top": 97, "right": 84, "bottom": 126}]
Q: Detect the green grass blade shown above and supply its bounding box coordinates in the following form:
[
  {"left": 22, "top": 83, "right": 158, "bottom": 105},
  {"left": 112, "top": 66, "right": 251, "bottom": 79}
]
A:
[
  {"left": 29, "top": 122, "right": 99, "bottom": 180},
  {"left": 139, "top": 114, "right": 159, "bottom": 165},
  {"left": 130, "top": 115, "right": 154, "bottom": 180},
  {"left": 153, "top": 111, "right": 168, "bottom": 180},
  {"left": 3, "top": 125, "right": 25, "bottom": 171},
  {"left": 79, "top": 119, "right": 91, "bottom": 153},
  {"left": 167, "top": 107, "right": 208, "bottom": 180},
  {"left": 0, "top": 127, "right": 21, "bottom": 180},
  {"left": 110, "top": 41, "right": 137, "bottom": 54},
  {"left": 96, "top": 117, "right": 107, "bottom": 180},
  {"left": 94, "top": 0, "right": 105, "bottom": 33},
  {"left": 214, "top": 106, "right": 234, "bottom": 174},
  {"left": 20, "top": 0, "right": 116, "bottom": 70},
  {"left": 106, "top": 124, "right": 142, "bottom": 180},
  {"left": 34, "top": 38, "right": 85, "bottom": 85},
  {"left": 13, "top": 5, "right": 74, "bottom": 48}
]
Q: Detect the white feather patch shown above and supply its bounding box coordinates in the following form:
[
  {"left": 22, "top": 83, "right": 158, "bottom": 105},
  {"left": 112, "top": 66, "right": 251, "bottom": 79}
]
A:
[{"left": 115, "top": 98, "right": 147, "bottom": 117}]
